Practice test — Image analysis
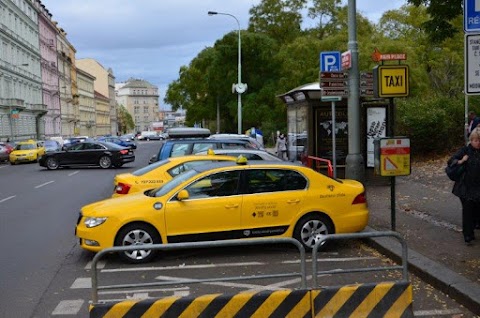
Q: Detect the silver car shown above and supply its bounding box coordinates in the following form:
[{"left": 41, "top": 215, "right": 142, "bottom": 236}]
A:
[{"left": 195, "top": 148, "right": 281, "bottom": 161}]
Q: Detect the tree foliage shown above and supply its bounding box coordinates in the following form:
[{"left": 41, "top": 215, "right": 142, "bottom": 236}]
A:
[
  {"left": 117, "top": 104, "right": 134, "bottom": 134},
  {"left": 165, "top": 0, "right": 469, "bottom": 154}
]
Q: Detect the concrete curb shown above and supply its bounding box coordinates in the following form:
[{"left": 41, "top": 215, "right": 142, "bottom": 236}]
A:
[{"left": 365, "top": 226, "right": 480, "bottom": 316}]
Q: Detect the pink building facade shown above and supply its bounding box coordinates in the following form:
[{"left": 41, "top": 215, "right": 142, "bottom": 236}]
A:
[{"left": 35, "top": 1, "right": 61, "bottom": 137}]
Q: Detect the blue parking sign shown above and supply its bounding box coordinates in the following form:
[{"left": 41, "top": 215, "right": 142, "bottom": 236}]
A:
[
  {"left": 320, "top": 51, "right": 341, "bottom": 72},
  {"left": 464, "top": 0, "right": 480, "bottom": 32}
]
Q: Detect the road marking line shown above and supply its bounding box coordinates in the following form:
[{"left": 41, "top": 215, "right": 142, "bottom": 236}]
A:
[
  {"left": 154, "top": 275, "right": 283, "bottom": 291},
  {"left": 85, "top": 260, "right": 106, "bottom": 270},
  {"left": 0, "top": 196, "right": 16, "bottom": 203},
  {"left": 413, "top": 309, "right": 463, "bottom": 316},
  {"left": 51, "top": 299, "right": 84, "bottom": 315},
  {"left": 70, "top": 277, "right": 91, "bottom": 289},
  {"left": 68, "top": 171, "right": 79, "bottom": 176},
  {"left": 35, "top": 181, "right": 54, "bottom": 188},
  {"left": 0, "top": 195, "right": 16, "bottom": 203},
  {"left": 282, "top": 256, "right": 377, "bottom": 264},
  {"left": 101, "top": 261, "right": 264, "bottom": 273},
  {"left": 98, "top": 287, "right": 189, "bottom": 295},
  {"left": 0, "top": 165, "right": 8, "bottom": 169}
]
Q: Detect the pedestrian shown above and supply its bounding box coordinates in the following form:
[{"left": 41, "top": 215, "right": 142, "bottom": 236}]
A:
[
  {"left": 275, "top": 133, "right": 287, "bottom": 160},
  {"left": 468, "top": 111, "right": 480, "bottom": 137},
  {"left": 448, "top": 127, "right": 480, "bottom": 245}
]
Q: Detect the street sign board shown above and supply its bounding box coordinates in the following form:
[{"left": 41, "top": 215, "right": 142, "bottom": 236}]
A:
[
  {"left": 464, "top": 0, "right": 480, "bottom": 32},
  {"left": 465, "top": 34, "right": 480, "bottom": 94},
  {"left": 374, "top": 137, "right": 411, "bottom": 176},
  {"left": 341, "top": 50, "right": 351, "bottom": 69},
  {"left": 320, "top": 51, "right": 341, "bottom": 72},
  {"left": 373, "top": 65, "right": 409, "bottom": 98}
]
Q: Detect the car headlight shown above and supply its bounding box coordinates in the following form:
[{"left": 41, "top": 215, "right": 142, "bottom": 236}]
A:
[
  {"left": 84, "top": 217, "right": 107, "bottom": 228},
  {"left": 28, "top": 152, "right": 34, "bottom": 156}
]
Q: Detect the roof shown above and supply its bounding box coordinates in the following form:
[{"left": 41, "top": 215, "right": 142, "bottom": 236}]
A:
[
  {"left": 121, "top": 78, "right": 157, "bottom": 89},
  {"left": 277, "top": 82, "right": 322, "bottom": 104}
]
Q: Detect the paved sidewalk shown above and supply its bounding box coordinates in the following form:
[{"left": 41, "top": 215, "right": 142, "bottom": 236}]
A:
[{"left": 365, "top": 164, "right": 480, "bottom": 315}]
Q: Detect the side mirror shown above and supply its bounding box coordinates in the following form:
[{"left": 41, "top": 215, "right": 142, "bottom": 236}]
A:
[
  {"left": 148, "top": 154, "right": 157, "bottom": 164},
  {"left": 177, "top": 190, "right": 189, "bottom": 201}
]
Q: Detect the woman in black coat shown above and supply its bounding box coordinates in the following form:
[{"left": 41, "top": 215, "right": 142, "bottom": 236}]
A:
[{"left": 449, "top": 127, "right": 480, "bottom": 245}]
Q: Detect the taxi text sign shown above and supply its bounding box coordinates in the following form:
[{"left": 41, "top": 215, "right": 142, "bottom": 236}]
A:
[
  {"left": 373, "top": 65, "right": 409, "bottom": 98},
  {"left": 378, "top": 138, "right": 411, "bottom": 176}
]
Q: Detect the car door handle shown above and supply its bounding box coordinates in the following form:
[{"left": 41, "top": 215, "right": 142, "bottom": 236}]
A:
[
  {"left": 287, "top": 199, "right": 300, "bottom": 204},
  {"left": 225, "top": 204, "right": 239, "bottom": 209}
]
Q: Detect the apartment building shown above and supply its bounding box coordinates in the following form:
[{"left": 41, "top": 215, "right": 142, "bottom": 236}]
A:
[
  {"left": 76, "top": 68, "right": 95, "bottom": 137},
  {"left": 0, "top": 0, "right": 46, "bottom": 141},
  {"left": 115, "top": 78, "right": 160, "bottom": 132}
]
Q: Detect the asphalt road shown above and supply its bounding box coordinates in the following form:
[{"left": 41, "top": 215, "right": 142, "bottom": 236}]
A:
[{"left": 0, "top": 142, "right": 476, "bottom": 317}]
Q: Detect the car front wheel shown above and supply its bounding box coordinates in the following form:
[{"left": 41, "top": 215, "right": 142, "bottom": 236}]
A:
[
  {"left": 115, "top": 224, "right": 161, "bottom": 263},
  {"left": 293, "top": 214, "right": 334, "bottom": 251},
  {"left": 99, "top": 156, "right": 112, "bottom": 169},
  {"left": 46, "top": 157, "right": 59, "bottom": 170}
]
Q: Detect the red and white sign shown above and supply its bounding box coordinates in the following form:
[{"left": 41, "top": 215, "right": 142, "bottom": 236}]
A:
[
  {"left": 371, "top": 48, "right": 407, "bottom": 62},
  {"left": 341, "top": 50, "right": 352, "bottom": 69}
]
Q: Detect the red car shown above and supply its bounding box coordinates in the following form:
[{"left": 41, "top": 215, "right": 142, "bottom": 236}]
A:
[{"left": 0, "top": 142, "right": 14, "bottom": 162}]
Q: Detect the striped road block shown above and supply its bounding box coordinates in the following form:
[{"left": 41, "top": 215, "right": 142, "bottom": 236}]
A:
[
  {"left": 312, "top": 281, "right": 413, "bottom": 317},
  {"left": 90, "top": 289, "right": 311, "bottom": 318}
]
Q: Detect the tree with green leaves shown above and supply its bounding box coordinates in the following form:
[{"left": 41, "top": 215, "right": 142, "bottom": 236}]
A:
[{"left": 117, "top": 105, "right": 134, "bottom": 134}]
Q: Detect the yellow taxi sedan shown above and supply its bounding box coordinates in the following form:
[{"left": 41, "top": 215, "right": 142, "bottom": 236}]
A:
[
  {"left": 76, "top": 159, "right": 369, "bottom": 263},
  {"left": 9, "top": 140, "right": 45, "bottom": 165},
  {"left": 112, "top": 154, "right": 238, "bottom": 197}
]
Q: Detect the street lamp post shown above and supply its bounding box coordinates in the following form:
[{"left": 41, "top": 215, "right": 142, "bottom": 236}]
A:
[{"left": 208, "top": 11, "right": 246, "bottom": 134}]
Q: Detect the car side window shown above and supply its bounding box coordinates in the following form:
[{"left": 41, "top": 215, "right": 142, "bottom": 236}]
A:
[
  {"left": 69, "top": 143, "right": 85, "bottom": 151},
  {"left": 192, "top": 143, "right": 215, "bottom": 154},
  {"left": 221, "top": 142, "right": 246, "bottom": 149},
  {"left": 184, "top": 170, "right": 240, "bottom": 198},
  {"left": 171, "top": 143, "right": 191, "bottom": 157},
  {"left": 168, "top": 160, "right": 214, "bottom": 177},
  {"left": 244, "top": 169, "right": 307, "bottom": 194}
]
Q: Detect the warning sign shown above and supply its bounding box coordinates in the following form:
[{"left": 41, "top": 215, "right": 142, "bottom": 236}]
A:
[{"left": 376, "top": 138, "right": 411, "bottom": 176}]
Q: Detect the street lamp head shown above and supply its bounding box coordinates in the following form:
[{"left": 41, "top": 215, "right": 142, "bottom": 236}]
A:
[{"left": 207, "top": 11, "right": 218, "bottom": 16}]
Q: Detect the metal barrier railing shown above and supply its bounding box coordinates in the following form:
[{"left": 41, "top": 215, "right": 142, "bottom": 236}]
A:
[
  {"left": 305, "top": 155, "right": 333, "bottom": 178},
  {"left": 312, "top": 231, "right": 409, "bottom": 287},
  {"left": 90, "top": 238, "right": 307, "bottom": 304}
]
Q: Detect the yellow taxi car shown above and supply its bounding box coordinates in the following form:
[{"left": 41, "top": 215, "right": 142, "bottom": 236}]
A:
[
  {"left": 9, "top": 140, "right": 45, "bottom": 165},
  {"left": 112, "top": 153, "right": 238, "bottom": 197},
  {"left": 76, "top": 159, "right": 368, "bottom": 263}
]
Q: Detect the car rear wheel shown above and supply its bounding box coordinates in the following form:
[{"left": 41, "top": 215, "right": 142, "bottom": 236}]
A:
[
  {"left": 99, "top": 156, "right": 112, "bottom": 169},
  {"left": 293, "top": 214, "right": 334, "bottom": 251},
  {"left": 115, "top": 224, "right": 161, "bottom": 263},
  {"left": 46, "top": 157, "right": 59, "bottom": 170}
]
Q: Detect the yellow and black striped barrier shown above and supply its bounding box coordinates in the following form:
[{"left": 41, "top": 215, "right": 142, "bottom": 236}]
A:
[
  {"left": 90, "top": 282, "right": 413, "bottom": 317},
  {"left": 311, "top": 281, "right": 413, "bottom": 318},
  {"left": 90, "top": 289, "right": 311, "bottom": 318}
]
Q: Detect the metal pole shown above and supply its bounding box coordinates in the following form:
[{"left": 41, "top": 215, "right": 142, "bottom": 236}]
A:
[
  {"left": 216, "top": 96, "right": 220, "bottom": 133},
  {"left": 345, "top": 0, "right": 365, "bottom": 182},
  {"left": 331, "top": 101, "right": 337, "bottom": 178},
  {"left": 465, "top": 94, "right": 469, "bottom": 145},
  {"left": 208, "top": 11, "right": 242, "bottom": 134}
]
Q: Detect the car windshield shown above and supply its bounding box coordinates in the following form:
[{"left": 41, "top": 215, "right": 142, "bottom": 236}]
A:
[
  {"left": 149, "top": 169, "right": 198, "bottom": 197},
  {"left": 100, "top": 141, "right": 125, "bottom": 150},
  {"left": 133, "top": 159, "right": 170, "bottom": 176},
  {"left": 16, "top": 144, "right": 35, "bottom": 150},
  {"left": 44, "top": 140, "right": 59, "bottom": 149}
]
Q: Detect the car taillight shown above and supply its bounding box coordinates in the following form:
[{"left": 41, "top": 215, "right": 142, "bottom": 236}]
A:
[
  {"left": 352, "top": 192, "right": 366, "bottom": 204},
  {"left": 120, "top": 149, "right": 129, "bottom": 155},
  {"left": 115, "top": 183, "right": 131, "bottom": 195}
]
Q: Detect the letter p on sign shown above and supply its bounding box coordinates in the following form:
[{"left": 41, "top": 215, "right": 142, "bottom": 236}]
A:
[{"left": 320, "top": 51, "right": 341, "bottom": 72}]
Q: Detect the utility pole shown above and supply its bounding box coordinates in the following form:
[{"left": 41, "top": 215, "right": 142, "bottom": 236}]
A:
[{"left": 345, "top": 0, "right": 365, "bottom": 181}]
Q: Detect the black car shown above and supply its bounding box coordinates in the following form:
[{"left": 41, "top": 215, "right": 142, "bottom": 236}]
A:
[{"left": 39, "top": 141, "right": 135, "bottom": 170}]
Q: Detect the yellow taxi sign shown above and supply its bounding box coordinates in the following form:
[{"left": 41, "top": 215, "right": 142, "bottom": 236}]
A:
[
  {"left": 236, "top": 155, "right": 248, "bottom": 165},
  {"left": 374, "top": 137, "right": 411, "bottom": 176},
  {"left": 207, "top": 148, "right": 215, "bottom": 156},
  {"left": 373, "top": 65, "right": 409, "bottom": 98}
]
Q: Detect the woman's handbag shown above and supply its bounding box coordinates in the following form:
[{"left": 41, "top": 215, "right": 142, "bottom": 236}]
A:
[{"left": 445, "top": 161, "right": 465, "bottom": 182}]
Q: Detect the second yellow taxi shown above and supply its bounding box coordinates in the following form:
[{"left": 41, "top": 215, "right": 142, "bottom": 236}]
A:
[{"left": 9, "top": 140, "right": 45, "bottom": 165}]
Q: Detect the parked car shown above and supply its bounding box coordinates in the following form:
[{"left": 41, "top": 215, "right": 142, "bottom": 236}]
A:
[
  {"left": 97, "top": 136, "right": 137, "bottom": 149},
  {"left": 43, "top": 140, "right": 62, "bottom": 153},
  {"left": 208, "top": 133, "right": 265, "bottom": 150},
  {"left": 113, "top": 154, "right": 238, "bottom": 197},
  {"left": 119, "top": 133, "right": 136, "bottom": 142},
  {"left": 76, "top": 158, "right": 368, "bottom": 263},
  {"left": 39, "top": 141, "right": 135, "bottom": 170},
  {"left": 0, "top": 144, "right": 9, "bottom": 162},
  {"left": 0, "top": 142, "right": 14, "bottom": 154},
  {"left": 195, "top": 149, "right": 281, "bottom": 161},
  {"left": 9, "top": 140, "right": 45, "bottom": 164},
  {"left": 137, "top": 131, "right": 163, "bottom": 141},
  {"left": 149, "top": 138, "right": 255, "bottom": 164}
]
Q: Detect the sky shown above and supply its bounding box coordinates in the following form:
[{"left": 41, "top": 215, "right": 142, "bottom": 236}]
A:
[{"left": 40, "top": 0, "right": 407, "bottom": 110}]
